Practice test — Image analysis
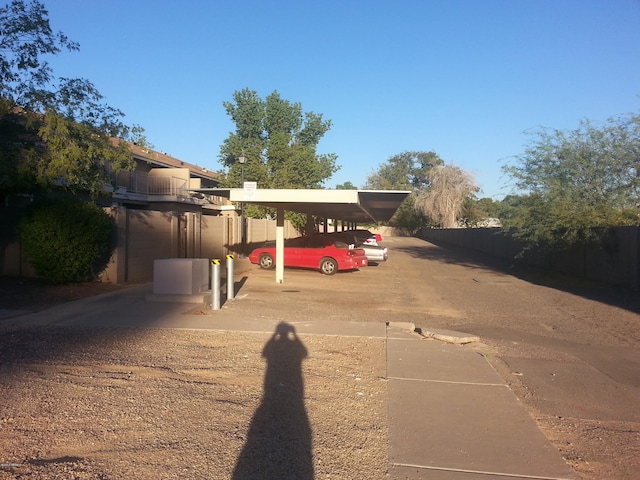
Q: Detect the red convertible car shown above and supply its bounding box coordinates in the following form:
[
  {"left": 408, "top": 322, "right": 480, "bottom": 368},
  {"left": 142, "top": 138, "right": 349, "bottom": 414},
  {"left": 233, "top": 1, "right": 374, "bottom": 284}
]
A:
[{"left": 248, "top": 235, "right": 368, "bottom": 275}]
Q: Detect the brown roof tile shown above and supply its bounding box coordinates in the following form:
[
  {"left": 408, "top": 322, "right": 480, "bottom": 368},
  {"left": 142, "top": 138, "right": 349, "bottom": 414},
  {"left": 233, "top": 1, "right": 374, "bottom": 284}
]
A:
[{"left": 112, "top": 139, "right": 219, "bottom": 182}]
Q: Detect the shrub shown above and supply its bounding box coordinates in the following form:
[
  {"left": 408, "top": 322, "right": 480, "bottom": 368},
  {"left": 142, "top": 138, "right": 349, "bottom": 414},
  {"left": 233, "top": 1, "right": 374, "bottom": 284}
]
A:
[{"left": 18, "top": 198, "right": 114, "bottom": 284}]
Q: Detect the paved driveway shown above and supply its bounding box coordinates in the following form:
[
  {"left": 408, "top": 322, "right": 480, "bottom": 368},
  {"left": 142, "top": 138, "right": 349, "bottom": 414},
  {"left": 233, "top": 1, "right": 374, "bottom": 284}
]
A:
[{"left": 237, "top": 235, "right": 639, "bottom": 479}]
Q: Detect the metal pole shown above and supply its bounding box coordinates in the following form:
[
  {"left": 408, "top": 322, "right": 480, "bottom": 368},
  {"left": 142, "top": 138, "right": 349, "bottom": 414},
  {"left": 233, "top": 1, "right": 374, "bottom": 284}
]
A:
[
  {"left": 211, "top": 259, "right": 221, "bottom": 310},
  {"left": 226, "top": 255, "right": 235, "bottom": 300},
  {"left": 276, "top": 207, "right": 285, "bottom": 284},
  {"left": 240, "top": 161, "right": 245, "bottom": 256}
]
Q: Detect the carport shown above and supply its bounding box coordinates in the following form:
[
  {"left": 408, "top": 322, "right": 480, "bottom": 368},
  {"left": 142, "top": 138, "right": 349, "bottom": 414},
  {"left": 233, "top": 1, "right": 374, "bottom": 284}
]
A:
[{"left": 192, "top": 188, "right": 411, "bottom": 283}]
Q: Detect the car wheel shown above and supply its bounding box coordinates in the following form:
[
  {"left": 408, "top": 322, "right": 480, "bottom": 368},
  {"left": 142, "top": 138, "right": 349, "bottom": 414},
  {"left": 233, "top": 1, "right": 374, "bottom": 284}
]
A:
[
  {"left": 258, "top": 253, "right": 275, "bottom": 269},
  {"left": 319, "top": 257, "right": 338, "bottom": 275}
]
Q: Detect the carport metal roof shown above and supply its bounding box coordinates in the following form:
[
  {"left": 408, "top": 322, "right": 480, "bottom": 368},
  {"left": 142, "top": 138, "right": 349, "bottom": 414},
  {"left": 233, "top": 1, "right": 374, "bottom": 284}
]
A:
[
  {"left": 191, "top": 188, "right": 410, "bottom": 283},
  {"left": 193, "top": 188, "right": 411, "bottom": 223}
]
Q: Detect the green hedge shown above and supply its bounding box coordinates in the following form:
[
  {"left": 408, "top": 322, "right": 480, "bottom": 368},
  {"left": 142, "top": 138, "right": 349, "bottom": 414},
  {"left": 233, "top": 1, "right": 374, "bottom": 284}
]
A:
[{"left": 18, "top": 198, "right": 114, "bottom": 284}]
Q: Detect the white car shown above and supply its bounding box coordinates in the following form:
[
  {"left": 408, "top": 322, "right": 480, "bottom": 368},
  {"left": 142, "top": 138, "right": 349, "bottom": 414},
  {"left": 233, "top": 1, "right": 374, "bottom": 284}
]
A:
[
  {"left": 358, "top": 243, "right": 388, "bottom": 262},
  {"left": 323, "top": 232, "right": 388, "bottom": 263}
]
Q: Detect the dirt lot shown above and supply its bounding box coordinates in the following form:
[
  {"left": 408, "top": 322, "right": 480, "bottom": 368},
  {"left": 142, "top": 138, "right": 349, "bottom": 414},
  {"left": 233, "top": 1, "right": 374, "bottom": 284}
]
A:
[
  {"left": 0, "top": 278, "right": 391, "bottom": 479},
  {"left": 0, "top": 276, "right": 125, "bottom": 312},
  {"left": 1, "top": 236, "right": 639, "bottom": 479},
  {"left": 0, "top": 326, "right": 387, "bottom": 480}
]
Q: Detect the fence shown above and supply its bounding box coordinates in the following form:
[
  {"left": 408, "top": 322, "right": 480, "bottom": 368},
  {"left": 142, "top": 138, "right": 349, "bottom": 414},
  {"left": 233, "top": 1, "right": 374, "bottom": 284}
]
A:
[
  {"left": 101, "top": 208, "right": 299, "bottom": 283},
  {"left": 416, "top": 226, "right": 640, "bottom": 290},
  {"left": 0, "top": 207, "right": 298, "bottom": 284}
]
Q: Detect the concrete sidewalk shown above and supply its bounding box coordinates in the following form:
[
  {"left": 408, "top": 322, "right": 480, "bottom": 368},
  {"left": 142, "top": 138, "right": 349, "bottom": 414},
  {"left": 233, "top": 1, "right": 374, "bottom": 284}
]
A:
[
  {"left": 386, "top": 327, "right": 578, "bottom": 479},
  {"left": 0, "top": 282, "right": 579, "bottom": 480}
]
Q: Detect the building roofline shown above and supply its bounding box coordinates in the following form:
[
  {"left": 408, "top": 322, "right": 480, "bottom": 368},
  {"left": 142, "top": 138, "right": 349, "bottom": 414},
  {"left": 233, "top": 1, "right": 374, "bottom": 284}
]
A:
[{"left": 111, "top": 139, "right": 219, "bottom": 182}]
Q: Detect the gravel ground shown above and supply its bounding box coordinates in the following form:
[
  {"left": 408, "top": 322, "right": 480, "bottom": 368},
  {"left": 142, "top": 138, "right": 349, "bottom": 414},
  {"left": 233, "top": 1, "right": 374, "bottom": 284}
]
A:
[
  {"left": 0, "top": 325, "right": 387, "bottom": 479},
  {"left": 0, "top": 277, "right": 124, "bottom": 312}
]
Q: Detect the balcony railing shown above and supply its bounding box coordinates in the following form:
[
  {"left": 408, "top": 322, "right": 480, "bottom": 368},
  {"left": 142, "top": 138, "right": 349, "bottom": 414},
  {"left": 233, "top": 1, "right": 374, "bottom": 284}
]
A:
[
  {"left": 148, "top": 176, "right": 189, "bottom": 197},
  {"left": 108, "top": 169, "right": 229, "bottom": 208},
  {"left": 111, "top": 170, "right": 189, "bottom": 198}
]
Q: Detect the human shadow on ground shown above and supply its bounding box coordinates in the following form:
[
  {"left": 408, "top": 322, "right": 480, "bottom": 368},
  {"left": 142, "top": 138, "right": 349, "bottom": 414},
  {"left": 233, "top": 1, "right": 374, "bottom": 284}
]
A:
[{"left": 232, "top": 322, "right": 314, "bottom": 480}]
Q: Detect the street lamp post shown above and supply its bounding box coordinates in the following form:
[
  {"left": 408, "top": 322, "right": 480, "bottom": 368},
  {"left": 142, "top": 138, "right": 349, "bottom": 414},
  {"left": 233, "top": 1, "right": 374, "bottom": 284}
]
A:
[{"left": 238, "top": 154, "right": 246, "bottom": 255}]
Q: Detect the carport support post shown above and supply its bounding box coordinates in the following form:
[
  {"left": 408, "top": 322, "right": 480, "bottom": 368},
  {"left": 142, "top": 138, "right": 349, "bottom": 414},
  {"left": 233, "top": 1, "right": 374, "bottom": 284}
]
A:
[
  {"left": 226, "top": 255, "right": 235, "bottom": 300},
  {"left": 276, "top": 207, "right": 285, "bottom": 283}
]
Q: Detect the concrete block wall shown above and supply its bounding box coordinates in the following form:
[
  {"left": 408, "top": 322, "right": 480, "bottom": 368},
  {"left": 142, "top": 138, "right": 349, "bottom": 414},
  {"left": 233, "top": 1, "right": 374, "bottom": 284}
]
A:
[
  {"left": 201, "top": 215, "right": 231, "bottom": 261},
  {"left": 417, "top": 226, "right": 639, "bottom": 290}
]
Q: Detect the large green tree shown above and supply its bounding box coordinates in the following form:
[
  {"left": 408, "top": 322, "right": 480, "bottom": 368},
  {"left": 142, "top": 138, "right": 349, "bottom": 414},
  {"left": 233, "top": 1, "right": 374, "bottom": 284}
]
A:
[
  {"left": 335, "top": 181, "right": 357, "bottom": 190},
  {"left": 219, "top": 88, "right": 339, "bottom": 193},
  {"left": 0, "top": 0, "right": 136, "bottom": 198},
  {"left": 502, "top": 112, "right": 640, "bottom": 248},
  {"left": 1, "top": 0, "right": 77, "bottom": 108},
  {"left": 458, "top": 196, "right": 501, "bottom": 227},
  {"left": 364, "top": 151, "right": 444, "bottom": 231},
  {"left": 364, "top": 151, "right": 443, "bottom": 190}
]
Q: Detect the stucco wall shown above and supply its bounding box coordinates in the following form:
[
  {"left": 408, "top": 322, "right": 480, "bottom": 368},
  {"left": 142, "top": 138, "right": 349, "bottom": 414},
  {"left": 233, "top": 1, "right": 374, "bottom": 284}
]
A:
[
  {"left": 102, "top": 208, "right": 297, "bottom": 283},
  {"left": 2, "top": 204, "right": 295, "bottom": 284}
]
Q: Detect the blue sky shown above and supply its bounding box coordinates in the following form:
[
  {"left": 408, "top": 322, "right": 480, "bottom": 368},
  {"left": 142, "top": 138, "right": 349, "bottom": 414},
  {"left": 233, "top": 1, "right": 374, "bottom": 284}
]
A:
[{"left": 43, "top": 0, "right": 640, "bottom": 199}]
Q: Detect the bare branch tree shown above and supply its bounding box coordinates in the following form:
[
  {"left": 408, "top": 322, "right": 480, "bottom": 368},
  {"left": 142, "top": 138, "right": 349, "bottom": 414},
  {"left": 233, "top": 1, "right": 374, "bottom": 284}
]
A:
[{"left": 415, "top": 165, "right": 477, "bottom": 227}]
